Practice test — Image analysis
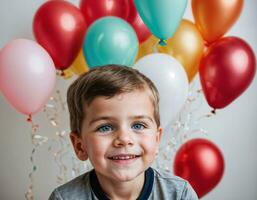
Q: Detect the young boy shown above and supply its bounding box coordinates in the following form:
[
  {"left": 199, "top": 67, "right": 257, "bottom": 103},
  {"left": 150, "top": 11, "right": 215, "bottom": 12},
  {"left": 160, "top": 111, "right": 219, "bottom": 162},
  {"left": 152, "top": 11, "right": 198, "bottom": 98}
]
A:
[{"left": 49, "top": 65, "right": 198, "bottom": 200}]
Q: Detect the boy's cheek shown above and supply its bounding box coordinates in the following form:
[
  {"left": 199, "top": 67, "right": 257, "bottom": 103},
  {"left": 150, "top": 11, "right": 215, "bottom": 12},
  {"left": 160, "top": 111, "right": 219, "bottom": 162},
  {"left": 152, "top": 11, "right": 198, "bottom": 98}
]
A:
[{"left": 141, "top": 137, "right": 159, "bottom": 153}]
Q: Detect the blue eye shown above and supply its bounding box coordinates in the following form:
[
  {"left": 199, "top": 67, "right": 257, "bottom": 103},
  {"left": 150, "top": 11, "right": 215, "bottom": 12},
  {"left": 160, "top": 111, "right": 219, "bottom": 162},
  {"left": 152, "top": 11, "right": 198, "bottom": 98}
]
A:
[
  {"left": 132, "top": 123, "right": 146, "bottom": 130},
  {"left": 97, "top": 124, "right": 113, "bottom": 133}
]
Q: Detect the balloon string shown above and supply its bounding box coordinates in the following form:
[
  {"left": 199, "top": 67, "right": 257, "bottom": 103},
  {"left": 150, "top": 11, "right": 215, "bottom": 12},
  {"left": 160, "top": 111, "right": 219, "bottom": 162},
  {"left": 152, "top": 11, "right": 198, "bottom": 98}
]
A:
[
  {"left": 187, "top": 89, "right": 202, "bottom": 103},
  {"left": 44, "top": 89, "right": 71, "bottom": 184},
  {"left": 25, "top": 115, "right": 48, "bottom": 200},
  {"left": 56, "top": 90, "right": 66, "bottom": 111},
  {"left": 197, "top": 109, "right": 217, "bottom": 121},
  {"left": 46, "top": 89, "right": 92, "bottom": 180},
  {"left": 155, "top": 83, "right": 211, "bottom": 172},
  {"left": 25, "top": 119, "right": 39, "bottom": 200}
]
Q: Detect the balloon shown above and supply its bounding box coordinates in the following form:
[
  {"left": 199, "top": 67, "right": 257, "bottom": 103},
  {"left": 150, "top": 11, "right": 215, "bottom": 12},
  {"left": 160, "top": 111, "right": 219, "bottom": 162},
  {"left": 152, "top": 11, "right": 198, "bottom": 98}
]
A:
[
  {"left": 127, "top": 0, "right": 151, "bottom": 43},
  {"left": 70, "top": 49, "right": 89, "bottom": 75},
  {"left": 0, "top": 39, "right": 56, "bottom": 115},
  {"left": 83, "top": 17, "right": 139, "bottom": 68},
  {"left": 158, "top": 19, "right": 205, "bottom": 82},
  {"left": 134, "top": 0, "right": 187, "bottom": 45},
  {"left": 136, "top": 35, "right": 159, "bottom": 61},
  {"left": 134, "top": 53, "right": 188, "bottom": 128},
  {"left": 192, "top": 0, "right": 244, "bottom": 44},
  {"left": 79, "top": 0, "right": 130, "bottom": 26},
  {"left": 137, "top": 20, "right": 205, "bottom": 82},
  {"left": 199, "top": 37, "right": 256, "bottom": 109},
  {"left": 33, "top": 0, "right": 86, "bottom": 70},
  {"left": 174, "top": 138, "right": 224, "bottom": 198}
]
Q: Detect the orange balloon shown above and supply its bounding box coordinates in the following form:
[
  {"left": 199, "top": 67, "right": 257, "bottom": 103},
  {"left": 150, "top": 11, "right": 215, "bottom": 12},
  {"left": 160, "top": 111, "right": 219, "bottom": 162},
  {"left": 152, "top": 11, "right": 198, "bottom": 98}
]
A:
[
  {"left": 70, "top": 49, "right": 89, "bottom": 75},
  {"left": 137, "top": 19, "right": 205, "bottom": 82},
  {"left": 192, "top": 0, "right": 243, "bottom": 44}
]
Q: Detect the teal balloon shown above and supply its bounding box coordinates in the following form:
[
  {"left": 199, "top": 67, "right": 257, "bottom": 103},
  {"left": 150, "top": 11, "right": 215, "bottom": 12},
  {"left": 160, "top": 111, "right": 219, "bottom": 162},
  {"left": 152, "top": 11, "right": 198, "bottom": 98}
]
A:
[
  {"left": 83, "top": 17, "right": 139, "bottom": 68},
  {"left": 134, "top": 0, "right": 188, "bottom": 43}
]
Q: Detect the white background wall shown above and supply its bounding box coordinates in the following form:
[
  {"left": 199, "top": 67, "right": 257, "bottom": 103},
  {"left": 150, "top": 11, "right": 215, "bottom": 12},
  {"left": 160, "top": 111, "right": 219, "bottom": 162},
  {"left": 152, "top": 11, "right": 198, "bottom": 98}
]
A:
[{"left": 0, "top": 0, "right": 257, "bottom": 199}]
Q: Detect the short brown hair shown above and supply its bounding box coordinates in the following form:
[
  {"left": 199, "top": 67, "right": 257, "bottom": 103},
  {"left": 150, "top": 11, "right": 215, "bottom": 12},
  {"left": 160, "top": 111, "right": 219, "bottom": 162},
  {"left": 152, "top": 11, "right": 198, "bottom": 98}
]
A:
[{"left": 67, "top": 65, "right": 160, "bottom": 136}]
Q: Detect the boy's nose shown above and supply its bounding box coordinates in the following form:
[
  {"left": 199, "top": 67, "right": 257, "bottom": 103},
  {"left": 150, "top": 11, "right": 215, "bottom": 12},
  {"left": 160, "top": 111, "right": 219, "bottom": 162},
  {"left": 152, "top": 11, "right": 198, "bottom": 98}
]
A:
[{"left": 113, "top": 128, "right": 134, "bottom": 147}]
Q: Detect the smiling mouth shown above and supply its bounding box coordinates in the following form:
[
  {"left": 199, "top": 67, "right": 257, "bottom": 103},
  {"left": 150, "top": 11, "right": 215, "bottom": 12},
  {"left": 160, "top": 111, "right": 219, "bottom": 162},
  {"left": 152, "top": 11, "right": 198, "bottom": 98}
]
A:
[{"left": 108, "top": 154, "right": 141, "bottom": 160}]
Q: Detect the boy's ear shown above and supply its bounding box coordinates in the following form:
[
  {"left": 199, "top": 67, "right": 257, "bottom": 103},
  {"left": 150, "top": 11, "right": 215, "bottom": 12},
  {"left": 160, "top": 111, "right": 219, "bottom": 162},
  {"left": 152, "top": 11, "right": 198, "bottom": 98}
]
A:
[
  {"left": 155, "top": 127, "right": 163, "bottom": 155},
  {"left": 156, "top": 126, "right": 163, "bottom": 145},
  {"left": 70, "top": 132, "right": 88, "bottom": 161}
]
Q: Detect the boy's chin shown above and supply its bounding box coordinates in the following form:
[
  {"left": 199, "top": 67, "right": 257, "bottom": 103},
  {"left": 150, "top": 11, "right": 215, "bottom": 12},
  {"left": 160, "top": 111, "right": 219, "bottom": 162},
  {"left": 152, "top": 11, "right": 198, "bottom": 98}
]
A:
[
  {"left": 97, "top": 168, "right": 145, "bottom": 183},
  {"left": 93, "top": 159, "right": 153, "bottom": 183}
]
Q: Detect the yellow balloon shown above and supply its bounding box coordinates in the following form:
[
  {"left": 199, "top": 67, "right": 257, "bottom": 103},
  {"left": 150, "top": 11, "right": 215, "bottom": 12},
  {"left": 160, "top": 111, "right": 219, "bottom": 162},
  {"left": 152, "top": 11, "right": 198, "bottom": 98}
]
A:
[
  {"left": 70, "top": 49, "right": 89, "bottom": 75},
  {"left": 136, "top": 35, "right": 159, "bottom": 61},
  {"left": 137, "top": 19, "right": 205, "bottom": 82}
]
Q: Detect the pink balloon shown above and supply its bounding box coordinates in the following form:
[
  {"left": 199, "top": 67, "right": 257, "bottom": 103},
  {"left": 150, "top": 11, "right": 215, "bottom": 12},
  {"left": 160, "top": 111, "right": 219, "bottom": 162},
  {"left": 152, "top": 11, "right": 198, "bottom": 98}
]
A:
[{"left": 0, "top": 39, "right": 56, "bottom": 115}]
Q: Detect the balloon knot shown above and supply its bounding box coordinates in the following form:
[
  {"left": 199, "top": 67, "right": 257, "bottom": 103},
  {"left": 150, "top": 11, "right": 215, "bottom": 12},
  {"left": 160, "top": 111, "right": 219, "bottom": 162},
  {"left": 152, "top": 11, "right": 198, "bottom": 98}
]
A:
[
  {"left": 27, "top": 114, "right": 32, "bottom": 122},
  {"left": 159, "top": 39, "right": 167, "bottom": 46},
  {"left": 211, "top": 109, "right": 216, "bottom": 115},
  {"left": 60, "top": 71, "right": 65, "bottom": 76}
]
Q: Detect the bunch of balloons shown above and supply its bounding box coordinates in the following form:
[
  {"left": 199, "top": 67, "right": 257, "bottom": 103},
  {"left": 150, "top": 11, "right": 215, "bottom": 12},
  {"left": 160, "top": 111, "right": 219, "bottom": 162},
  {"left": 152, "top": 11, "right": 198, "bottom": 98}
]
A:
[
  {"left": 0, "top": 0, "right": 150, "bottom": 117},
  {"left": 0, "top": 0, "right": 256, "bottom": 198},
  {"left": 0, "top": 0, "right": 190, "bottom": 120},
  {"left": 133, "top": 0, "right": 255, "bottom": 198}
]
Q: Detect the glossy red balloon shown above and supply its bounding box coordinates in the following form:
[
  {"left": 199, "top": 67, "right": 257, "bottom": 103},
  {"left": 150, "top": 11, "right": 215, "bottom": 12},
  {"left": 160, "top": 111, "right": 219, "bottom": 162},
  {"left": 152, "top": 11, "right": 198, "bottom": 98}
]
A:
[
  {"left": 200, "top": 37, "right": 256, "bottom": 109},
  {"left": 33, "top": 0, "right": 86, "bottom": 70},
  {"left": 79, "top": 0, "right": 130, "bottom": 26},
  {"left": 174, "top": 138, "right": 224, "bottom": 198},
  {"left": 127, "top": 0, "right": 151, "bottom": 43}
]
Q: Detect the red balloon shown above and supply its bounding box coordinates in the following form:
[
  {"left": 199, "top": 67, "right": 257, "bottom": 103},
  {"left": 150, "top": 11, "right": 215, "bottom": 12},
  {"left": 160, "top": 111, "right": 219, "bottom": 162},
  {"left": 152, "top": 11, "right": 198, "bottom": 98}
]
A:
[
  {"left": 199, "top": 36, "right": 256, "bottom": 109},
  {"left": 79, "top": 0, "right": 130, "bottom": 26},
  {"left": 174, "top": 138, "right": 224, "bottom": 198},
  {"left": 127, "top": 0, "right": 151, "bottom": 43},
  {"left": 33, "top": 0, "right": 86, "bottom": 70}
]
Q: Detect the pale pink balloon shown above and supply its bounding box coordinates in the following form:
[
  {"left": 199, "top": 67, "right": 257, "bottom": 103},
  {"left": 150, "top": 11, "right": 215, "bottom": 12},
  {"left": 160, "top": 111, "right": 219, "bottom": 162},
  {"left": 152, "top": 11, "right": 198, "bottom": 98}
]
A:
[{"left": 0, "top": 39, "right": 56, "bottom": 115}]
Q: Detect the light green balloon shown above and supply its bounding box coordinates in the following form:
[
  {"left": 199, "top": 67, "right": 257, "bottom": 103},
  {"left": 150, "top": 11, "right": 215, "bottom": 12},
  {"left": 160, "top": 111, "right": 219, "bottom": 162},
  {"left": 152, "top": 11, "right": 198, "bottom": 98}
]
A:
[
  {"left": 83, "top": 17, "right": 139, "bottom": 68},
  {"left": 134, "top": 0, "right": 188, "bottom": 45}
]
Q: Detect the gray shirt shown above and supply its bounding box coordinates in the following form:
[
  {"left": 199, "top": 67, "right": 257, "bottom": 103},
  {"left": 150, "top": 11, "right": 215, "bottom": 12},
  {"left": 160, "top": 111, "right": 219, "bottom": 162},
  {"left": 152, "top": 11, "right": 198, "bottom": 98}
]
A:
[{"left": 49, "top": 168, "right": 198, "bottom": 200}]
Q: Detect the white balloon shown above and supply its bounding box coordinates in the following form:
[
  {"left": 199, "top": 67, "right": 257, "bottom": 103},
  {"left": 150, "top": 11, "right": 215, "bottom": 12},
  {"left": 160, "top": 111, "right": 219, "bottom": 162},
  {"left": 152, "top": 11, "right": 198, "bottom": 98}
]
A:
[{"left": 134, "top": 53, "right": 188, "bottom": 128}]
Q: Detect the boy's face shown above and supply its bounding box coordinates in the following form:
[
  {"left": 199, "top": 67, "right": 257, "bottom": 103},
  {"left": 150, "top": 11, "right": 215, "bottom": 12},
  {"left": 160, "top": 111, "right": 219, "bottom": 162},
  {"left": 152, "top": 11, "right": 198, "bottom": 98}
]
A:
[{"left": 70, "top": 89, "right": 162, "bottom": 183}]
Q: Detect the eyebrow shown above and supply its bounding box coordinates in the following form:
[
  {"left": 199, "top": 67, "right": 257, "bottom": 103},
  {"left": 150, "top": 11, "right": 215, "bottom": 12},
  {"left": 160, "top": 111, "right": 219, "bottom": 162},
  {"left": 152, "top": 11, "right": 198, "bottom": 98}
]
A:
[
  {"left": 88, "top": 115, "right": 154, "bottom": 126},
  {"left": 130, "top": 115, "right": 154, "bottom": 123},
  {"left": 89, "top": 116, "right": 115, "bottom": 126}
]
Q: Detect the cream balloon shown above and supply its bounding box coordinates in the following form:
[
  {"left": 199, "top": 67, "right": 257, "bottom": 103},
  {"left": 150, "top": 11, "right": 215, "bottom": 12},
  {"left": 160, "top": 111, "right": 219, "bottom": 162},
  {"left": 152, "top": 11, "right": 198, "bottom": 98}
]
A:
[{"left": 134, "top": 53, "right": 188, "bottom": 128}]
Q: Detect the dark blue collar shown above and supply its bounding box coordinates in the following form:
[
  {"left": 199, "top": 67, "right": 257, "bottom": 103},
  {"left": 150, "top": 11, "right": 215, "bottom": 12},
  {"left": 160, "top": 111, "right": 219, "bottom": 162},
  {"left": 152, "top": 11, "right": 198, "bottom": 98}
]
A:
[{"left": 89, "top": 167, "right": 154, "bottom": 200}]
